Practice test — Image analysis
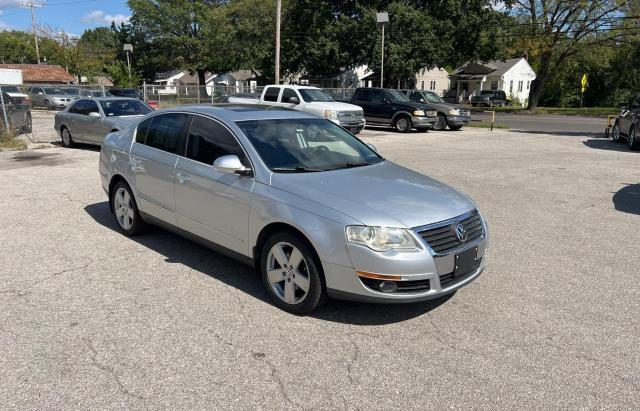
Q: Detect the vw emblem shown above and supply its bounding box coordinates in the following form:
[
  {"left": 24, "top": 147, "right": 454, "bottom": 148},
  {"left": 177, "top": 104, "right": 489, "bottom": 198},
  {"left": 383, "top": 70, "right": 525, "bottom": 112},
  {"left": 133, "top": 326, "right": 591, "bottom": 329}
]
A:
[{"left": 455, "top": 223, "right": 467, "bottom": 242}]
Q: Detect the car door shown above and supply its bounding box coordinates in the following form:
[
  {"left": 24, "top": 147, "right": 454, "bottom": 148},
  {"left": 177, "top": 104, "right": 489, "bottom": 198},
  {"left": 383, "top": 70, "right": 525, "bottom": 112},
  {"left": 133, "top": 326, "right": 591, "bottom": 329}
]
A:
[
  {"left": 370, "top": 90, "right": 396, "bottom": 124},
  {"left": 174, "top": 115, "right": 254, "bottom": 255},
  {"left": 76, "top": 99, "right": 102, "bottom": 143},
  {"left": 64, "top": 100, "right": 86, "bottom": 141},
  {"left": 29, "top": 87, "right": 45, "bottom": 107},
  {"left": 129, "top": 113, "right": 190, "bottom": 225},
  {"left": 354, "top": 89, "right": 373, "bottom": 121}
]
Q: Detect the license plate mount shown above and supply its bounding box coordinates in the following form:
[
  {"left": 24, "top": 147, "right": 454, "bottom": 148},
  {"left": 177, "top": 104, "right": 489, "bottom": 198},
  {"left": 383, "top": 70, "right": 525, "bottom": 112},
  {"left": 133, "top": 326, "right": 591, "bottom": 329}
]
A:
[{"left": 454, "top": 247, "right": 478, "bottom": 276}]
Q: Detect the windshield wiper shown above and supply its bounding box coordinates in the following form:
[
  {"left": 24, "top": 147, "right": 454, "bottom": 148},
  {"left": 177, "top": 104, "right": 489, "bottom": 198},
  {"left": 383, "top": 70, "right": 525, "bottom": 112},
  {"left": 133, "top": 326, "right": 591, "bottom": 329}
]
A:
[
  {"left": 335, "top": 162, "right": 374, "bottom": 169},
  {"left": 271, "top": 166, "right": 326, "bottom": 173}
]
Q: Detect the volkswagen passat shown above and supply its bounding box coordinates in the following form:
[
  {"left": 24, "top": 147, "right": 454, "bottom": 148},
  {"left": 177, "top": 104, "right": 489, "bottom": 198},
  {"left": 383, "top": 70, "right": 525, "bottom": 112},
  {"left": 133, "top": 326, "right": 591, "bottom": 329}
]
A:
[{"left": 99, "top": 105, "right": 488, "bottom": 313}]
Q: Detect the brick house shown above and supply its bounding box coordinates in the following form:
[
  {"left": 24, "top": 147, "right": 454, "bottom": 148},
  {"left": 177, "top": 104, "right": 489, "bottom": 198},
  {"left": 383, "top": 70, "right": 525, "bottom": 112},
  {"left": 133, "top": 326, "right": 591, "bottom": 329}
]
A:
[{"left": 0, "top": 64, "right": 76, "bottom": 84}]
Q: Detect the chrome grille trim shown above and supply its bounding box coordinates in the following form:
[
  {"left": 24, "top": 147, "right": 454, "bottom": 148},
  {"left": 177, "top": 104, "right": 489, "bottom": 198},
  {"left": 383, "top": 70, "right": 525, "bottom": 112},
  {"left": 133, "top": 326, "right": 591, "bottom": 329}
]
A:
[{"left": 413, "top": 210, "right": 485, "bottom": 256}]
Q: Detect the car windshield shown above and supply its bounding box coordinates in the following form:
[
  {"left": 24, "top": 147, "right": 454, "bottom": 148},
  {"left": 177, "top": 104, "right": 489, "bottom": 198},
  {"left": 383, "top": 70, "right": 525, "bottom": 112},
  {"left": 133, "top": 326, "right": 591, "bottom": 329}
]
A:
[
  {"left": 423, "top": 91, "right": 445, "bottom": 103},
  {"left": 44, "top": 88, "right": 65, "bottom": 95},
  {"left": 113, "top": 89, "right": 138, "bottom": 98},
  {"left": 99, "top": 100, "right": 152, "bottom": 117},
  {"left": 63, "top": 88, "right": 80, "bottom": 95},
  {"left": 298, "top": 89, "right": 334, "bottom": 102},
  {"left": 236, "top": 118, "right": 383, "bottom": 172},
  {"left": 2, "top": 86, "right": 21, "bottom": 93},
  {"left": 387, "top": 89, "right": 409, "bottom": 102}
]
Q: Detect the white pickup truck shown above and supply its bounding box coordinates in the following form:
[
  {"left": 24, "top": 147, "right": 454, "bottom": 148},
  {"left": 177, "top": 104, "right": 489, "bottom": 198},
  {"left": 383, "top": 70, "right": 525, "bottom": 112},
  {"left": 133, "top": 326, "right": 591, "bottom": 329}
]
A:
[{"left": 227, "top": 85, "right": 366, "bottom": 134}]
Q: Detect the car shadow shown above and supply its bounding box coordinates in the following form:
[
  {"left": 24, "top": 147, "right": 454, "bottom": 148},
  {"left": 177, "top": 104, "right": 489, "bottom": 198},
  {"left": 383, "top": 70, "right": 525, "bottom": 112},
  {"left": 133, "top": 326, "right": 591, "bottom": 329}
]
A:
[
  {"left": 514, "top": 130, "right": 604, "bottom": 138},
  {"left": 84, "top": 201, "right": 445, "bottom": 325},
  {"left": 583, "top": 139, "right": 634, "bottom": 153},
  {"left": 612, "top": 184, "right": 640, "bottom": 216}
]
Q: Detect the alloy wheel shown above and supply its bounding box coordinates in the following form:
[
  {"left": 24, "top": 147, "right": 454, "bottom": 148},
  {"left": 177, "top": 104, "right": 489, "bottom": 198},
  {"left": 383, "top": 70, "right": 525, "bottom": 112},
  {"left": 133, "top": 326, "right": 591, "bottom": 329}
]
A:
[
  {"left": 266, "top": 242, "right": 311, "bottom": 305},
  {"left": 62, "top": 129, "right": 71, "bottom": 146},
  {"left": 396, "top": 117, "right": 409, "bottom": 132},
  {"left": 114, "top": 187, "right": 135, "bottom": 230},
  {"left": 433, "top": 115, "right": 447, "bottom": 131},
  {"left": 612, "top": 123, "right": 620, "bottom": 142}
]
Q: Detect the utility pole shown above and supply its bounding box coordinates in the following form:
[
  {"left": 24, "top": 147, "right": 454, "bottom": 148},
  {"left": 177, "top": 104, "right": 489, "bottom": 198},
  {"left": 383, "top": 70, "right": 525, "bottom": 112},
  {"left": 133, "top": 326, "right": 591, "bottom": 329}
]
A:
[
  {"left": 123, "top": 44, "right": 133, "bottom": 87},
  {"left": 22, "top": 1, "right": 43, "bottom": 64},
  {"left": 376, "top": 12, "right": 389, "bottom": 88},
  {"left": 275, "top": 0, "right": 281, "bottom": 85}
]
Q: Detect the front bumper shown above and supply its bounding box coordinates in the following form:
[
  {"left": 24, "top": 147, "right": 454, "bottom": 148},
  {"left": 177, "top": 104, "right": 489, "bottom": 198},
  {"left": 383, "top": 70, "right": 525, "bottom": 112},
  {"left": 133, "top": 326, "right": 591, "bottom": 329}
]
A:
[
  {"left": 337, "top": 119, "right": 366, "bottom": 134},
  {"left": 447, "top": 115, "right": 472, "bottom": 126},
  {"left": 324, "top": 217, "right": 488, "bottom": 303},
  {"left": 412, "top": 116, "right": 438, "bottom": 129}
]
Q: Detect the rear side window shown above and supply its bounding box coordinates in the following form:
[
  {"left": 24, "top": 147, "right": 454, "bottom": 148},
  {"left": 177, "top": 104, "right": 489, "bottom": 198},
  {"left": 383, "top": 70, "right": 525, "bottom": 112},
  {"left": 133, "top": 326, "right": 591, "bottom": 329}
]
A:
[
  {"left": 263, "top": 87, "right": 280, "bottom": 102},
  {"left": 186, "top": 116, "right": 248, "bottom": 166},
  {"left": 355, "top": 90, "right": 372, "bottom": 102},
  {"left": 136, "top": 117, "right": 152, "bottom": 144},
  {"left": 144, "top": 113, "right": 190, "bottom": 154}
]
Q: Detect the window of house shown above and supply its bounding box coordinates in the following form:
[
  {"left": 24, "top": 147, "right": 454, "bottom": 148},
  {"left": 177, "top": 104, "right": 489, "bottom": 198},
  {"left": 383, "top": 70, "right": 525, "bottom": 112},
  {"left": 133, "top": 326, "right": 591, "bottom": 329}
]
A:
[
  {"left": 430, "top": 80, "right": 436, "bottom": 91},
  {"left": 186, "top": 116, "right": 248, "bottom": 166},
  {"left": 420, "top": 81, "right": 425, "bottom": 91},
  {"left": 509, "top": 81, "right": 514, "bottom": 93},
  {"left": 527, "top": 81, "right": 530, "bottom": 90},
  {"left": 491, "top": 81, "right": 498, "bottom": 90},
  {"left": 518, "top": 81, "right": 523, "bottom": 92},
  {"left": 263, "top": 87, "right": 280, "bottom": 102},
  {"left": 144, "top": 113, "right": 190, "bottom": 154}
]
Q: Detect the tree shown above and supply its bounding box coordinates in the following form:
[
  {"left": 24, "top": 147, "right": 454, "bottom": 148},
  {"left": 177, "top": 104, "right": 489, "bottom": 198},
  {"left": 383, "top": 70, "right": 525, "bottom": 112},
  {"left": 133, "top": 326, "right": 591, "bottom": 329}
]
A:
[{"left": 506, "top": 0, "right": 632, "bottom": 109}]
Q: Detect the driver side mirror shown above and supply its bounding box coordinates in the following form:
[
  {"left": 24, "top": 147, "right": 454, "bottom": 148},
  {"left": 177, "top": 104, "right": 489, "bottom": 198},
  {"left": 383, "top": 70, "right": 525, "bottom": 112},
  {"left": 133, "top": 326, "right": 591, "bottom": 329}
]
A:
[
  {"left": 213, "top": 155, "right": 251, "bottom": 176},
  {"left": 88, "top": 111, "right": 101, "bottom": 118},
  {"left": 287, "top": 96, "right": 300, "bottom": 104},
  {"left": 419, "top": 98, "right": 426, "bottom": 104}
]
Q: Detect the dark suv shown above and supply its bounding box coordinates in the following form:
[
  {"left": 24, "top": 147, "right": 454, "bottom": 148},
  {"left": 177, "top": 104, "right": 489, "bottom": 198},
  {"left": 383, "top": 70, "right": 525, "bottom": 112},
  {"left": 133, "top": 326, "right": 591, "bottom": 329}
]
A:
[
  {"left": 406, "top": 90, "right": 471, "bottom": 131},
  {"left": 612, "top": 95, "right": 640, "bottom": 150},
  {"left": 345, "top": 88, "right": 437, "bottom": 132},
  {"left": 470, "top": 90, "right": 507, "bottom": 107}
]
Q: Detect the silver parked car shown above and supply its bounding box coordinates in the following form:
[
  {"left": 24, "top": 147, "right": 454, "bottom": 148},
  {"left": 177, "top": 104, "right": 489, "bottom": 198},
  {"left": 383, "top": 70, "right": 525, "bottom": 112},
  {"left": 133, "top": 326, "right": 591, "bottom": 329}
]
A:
[
  {"left": 27, "top": 86, "right": 75, "bottom": 109},
  {"left": 55, "top": 97, "right": 153, "bottom": 147},
  {"left": 99, "top": 105, "right": 488, "bottom": 313}
]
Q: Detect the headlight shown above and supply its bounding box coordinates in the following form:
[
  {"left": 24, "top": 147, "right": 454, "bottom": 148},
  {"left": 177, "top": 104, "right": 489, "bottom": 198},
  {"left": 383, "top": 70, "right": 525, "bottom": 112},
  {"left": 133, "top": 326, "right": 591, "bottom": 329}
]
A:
[
  {"left": 346, "top": 226, "right": 419, "bottom": 252},
  {"left": 324, "top": 110, "right": 338, "bottom": 120},
  {"left": 412, "top": 110, "right": 425, "bottom": 116},
  {"left": 448, "top": 108, "right": 460, "bottom": 115},
  {"left": 426, "top": 110, "right": 438, "bottom": 117}
]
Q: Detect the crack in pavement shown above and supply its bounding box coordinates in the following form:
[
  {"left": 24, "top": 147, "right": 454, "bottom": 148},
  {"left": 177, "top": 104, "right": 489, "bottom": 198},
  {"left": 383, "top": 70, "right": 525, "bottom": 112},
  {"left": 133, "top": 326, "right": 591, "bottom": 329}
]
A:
[
  {"left": 251, "top": 351, "right": 299, "bottom": 409},
  {"left": 346, "top": 337, "right": 360, "bottom": 385},
  {"left": 83, "top": 337, "right": 147, "bottom": 407}
]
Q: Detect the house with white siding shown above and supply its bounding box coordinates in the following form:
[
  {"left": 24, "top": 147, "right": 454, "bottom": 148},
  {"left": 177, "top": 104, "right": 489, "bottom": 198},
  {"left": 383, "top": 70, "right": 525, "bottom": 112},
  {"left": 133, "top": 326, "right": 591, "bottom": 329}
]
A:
[
  {"left": 415, "top": 67, "right": 450, "bottom": 96},
  {"left": 448, "top": 58, "right": 536, "bottom": 105}
]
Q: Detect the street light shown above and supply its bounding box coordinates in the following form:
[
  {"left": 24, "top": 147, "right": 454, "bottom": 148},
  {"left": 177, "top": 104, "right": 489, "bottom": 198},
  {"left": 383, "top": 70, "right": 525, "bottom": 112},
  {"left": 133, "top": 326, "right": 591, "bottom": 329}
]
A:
[
  {"left": 376, "top": 12, "right": 389, "bottom": 88},
  {"left": 123, "top": 44, "right": 133, "bottom": 87}
]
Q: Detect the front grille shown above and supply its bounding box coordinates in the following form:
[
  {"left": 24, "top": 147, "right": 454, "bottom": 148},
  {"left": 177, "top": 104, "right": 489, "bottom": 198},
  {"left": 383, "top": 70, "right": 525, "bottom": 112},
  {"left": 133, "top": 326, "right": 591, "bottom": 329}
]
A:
[
  {"left": 338, "top": 110, "right": 363, "bottom": 122},
  {"left": 439, "top": 258, "right": 482, "bottom": 288},
  {"left": 459, "top": 110, "right": 470, "bottom": 116},
  {"left": 417, "top": 210, "right": 483, "bottom": 255}
]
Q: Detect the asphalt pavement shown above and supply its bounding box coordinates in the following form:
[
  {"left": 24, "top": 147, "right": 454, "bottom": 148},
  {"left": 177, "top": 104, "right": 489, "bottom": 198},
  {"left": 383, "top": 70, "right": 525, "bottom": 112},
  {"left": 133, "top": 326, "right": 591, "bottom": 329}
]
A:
[
  {"left": 471, "top": 111, "right": 609, "bottom": 136},
  {"left": 1, "top": 127, "right": 638, "bottom": 408}
]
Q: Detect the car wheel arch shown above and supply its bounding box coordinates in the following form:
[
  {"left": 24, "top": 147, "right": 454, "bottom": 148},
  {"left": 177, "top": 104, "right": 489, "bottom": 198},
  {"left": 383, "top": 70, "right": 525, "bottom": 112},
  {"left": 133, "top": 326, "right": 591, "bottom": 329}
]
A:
[
  {"left": 391, "top": 111, "right": 412, "bottom": 122},
  {"left": 253, "top": 222, "right": 325, "bottom": 286}
]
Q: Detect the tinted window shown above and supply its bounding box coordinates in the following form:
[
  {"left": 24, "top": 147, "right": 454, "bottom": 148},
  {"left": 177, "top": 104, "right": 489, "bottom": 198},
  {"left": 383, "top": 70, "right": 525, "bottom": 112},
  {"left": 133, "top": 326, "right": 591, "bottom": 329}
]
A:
[
  {"left": 100, "top": 100, "right": 152, "bottom": 117},
  {"left": 355, "top": 90, "right": 372, "bottom": 102},
  {"left": 145, "top": 113, "right": 189, "bottom": 154},
  {"left": 136, "top": 117, "right": 152, "bottom": 144},
  {"left": 186, "top": 116, "right": 248, "bottom": 166},
  {"left": 264, "top": 87, "right": 280, "bottom": 102},
  {"left": 281, "top": 88, "right": 298, "bottom": 104},
  {"left": 372, "top": 90, "right": 386, "bottom": 104},
  {"left": 85, "top": 100, "right": 99, "bottom": 115},
  {"left": 68, "top": 100, "right": 85, "bottom": 115}
]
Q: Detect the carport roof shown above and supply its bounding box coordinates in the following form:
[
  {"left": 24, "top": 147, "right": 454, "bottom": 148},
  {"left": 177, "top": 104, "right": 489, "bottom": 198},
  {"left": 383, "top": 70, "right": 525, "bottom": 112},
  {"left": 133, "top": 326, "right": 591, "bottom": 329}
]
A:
[{"left": 0, "top": 64, "right": 75, "bottom": 83}]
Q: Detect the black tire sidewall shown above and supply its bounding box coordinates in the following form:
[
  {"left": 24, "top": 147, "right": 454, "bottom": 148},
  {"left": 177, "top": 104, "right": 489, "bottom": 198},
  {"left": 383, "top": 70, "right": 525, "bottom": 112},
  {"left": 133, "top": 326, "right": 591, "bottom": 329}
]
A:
[
  {"left": 111, "top": 181, "right": 146, "bottom": 236},
  {"left": 433, "top": 114, "right": 447, "bottom": 131},
  {"left": 629, "top": 127, "right": 640, "bottom": 151},
  {"left": 61, "top": 127, "right": 74, "bottom": 148},
  {"left": 394, "top": 115, "right": 412, "bottom": 133},
  {"left": 612, "top": 122, "right": 621, "bottom": 142},
  {"left": 260, "top": 232, "right": 325, "bottom": 314}
]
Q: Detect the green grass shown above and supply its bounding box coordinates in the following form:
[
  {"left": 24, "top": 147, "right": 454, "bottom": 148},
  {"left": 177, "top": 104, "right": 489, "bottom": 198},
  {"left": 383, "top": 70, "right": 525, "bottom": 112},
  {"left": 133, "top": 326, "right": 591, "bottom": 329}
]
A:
[
  {"left": 466, "top": 122, "right": 510, "bottom": 129},
  {"left": 472, "top": 106, "right": 618, "bottom": 117},
  {"left": 0, "top": 132, "right": 27, "bottom": 150}
]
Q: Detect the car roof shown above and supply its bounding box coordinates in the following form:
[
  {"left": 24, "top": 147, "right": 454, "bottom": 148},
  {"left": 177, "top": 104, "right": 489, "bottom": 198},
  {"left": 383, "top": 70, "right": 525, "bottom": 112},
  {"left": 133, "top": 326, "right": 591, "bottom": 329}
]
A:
[
  {"left": 152, "top": 104, "right": 317, "bottom": 122},
  {"left": 76, "top": 97, "right": 141, "bottom": 102}
]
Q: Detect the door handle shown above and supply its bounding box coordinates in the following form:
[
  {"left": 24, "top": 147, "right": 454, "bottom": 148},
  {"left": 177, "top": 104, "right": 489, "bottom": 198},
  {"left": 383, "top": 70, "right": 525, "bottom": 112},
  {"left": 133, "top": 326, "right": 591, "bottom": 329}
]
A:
[{"left": 176, "top": 173, "right": 192, "bottom": 184}]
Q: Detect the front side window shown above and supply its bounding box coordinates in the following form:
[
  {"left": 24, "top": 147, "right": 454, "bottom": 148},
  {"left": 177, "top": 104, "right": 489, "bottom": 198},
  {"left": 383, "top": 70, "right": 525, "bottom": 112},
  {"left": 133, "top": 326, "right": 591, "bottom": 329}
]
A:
[
  {"left": 100, "top": 100, "right": 152, "bottom": 117},
  {"left": 85, "top": 100, "right": 100, "bottom": 115},
  {"left": 144, "top": 113, "right": 190, "bottom": 154},
  {"left": 263, "top": 87, "right": 280, "bottom": 102},
  {"left": 372, "top": 90, "right": 386, "bottom": 104},
  {"left": 186, "top": 116, "right": 248, "bottom": 166},
  {"left": 68, "top": 100, "right": 86, "bottom": 115},
  {"left": 298, "top": 88, "right": 334, "bottom": 102},
  {"left": 281, "top": 88, "right": 299, "bottom": 104},
  {"left": 236, "top": 118, "right": 382, "bottom": 172},
  {"left": 386, "top": 89, "right": 409, "bottom": 101},
  {"left": 44, "top": 87, "right": 65, "bottom": 95},
  {"left": 424, "top": 91, "right": 444, "bottom": 103}
]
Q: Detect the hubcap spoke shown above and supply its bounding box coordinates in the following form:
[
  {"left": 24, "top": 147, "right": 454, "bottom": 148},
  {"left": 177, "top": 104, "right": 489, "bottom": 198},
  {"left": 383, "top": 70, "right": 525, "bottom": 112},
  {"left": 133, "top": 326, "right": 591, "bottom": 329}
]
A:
[
  {"left": 267, "top": 269, "right": 283, "bottom": 284},
  {"left": 288, "top": 248, "right": 303, "bottom": 270},
  {"left": 284, "top": 278, "right": 296, "bottom": 304},
  {"left": 293, "top": 271, "right": 310, "bottom": 292},
  {"left": 272, "top": 244, "right": 289, "bottom": 268}
]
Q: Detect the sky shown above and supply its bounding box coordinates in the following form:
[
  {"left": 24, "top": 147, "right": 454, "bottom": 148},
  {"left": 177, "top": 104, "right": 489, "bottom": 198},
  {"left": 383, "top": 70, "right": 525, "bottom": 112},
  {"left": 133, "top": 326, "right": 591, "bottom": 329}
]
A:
[{"left": 0, "top": 0, "right": 131, "bottom": 35}]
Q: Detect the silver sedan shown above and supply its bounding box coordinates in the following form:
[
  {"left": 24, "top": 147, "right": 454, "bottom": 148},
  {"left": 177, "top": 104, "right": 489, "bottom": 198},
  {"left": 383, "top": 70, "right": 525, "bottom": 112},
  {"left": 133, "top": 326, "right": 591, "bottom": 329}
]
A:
[
  {"left": 99, "top": 105, "right": 488, "bottom": 313},
  {"left": 54, "top": 97, "right": 153, "bottom": 147}
]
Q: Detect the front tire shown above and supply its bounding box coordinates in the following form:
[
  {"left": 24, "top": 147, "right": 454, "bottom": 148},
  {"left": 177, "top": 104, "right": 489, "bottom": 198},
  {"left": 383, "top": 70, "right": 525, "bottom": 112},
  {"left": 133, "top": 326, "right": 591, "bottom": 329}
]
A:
[
  {"left": 261, "top": 232, "right": 325, "bottom": 314},
  {"left": 432, "top": 114, "right": 447, "bottom": 131},
  {"left": 628, "top": 126, "right": 640, "bottom": 151},
  {"left": 611, "top": 121, "right": 622, "bottom": 142},
  {"left": 111, "top": 181, "right": 147, "bottom": 236},
  {"left": 394, "top": 115, "right": 412, "bottom": 133},
  {"left": 61, "top": 127, "right": 74, "bottom": 148}
]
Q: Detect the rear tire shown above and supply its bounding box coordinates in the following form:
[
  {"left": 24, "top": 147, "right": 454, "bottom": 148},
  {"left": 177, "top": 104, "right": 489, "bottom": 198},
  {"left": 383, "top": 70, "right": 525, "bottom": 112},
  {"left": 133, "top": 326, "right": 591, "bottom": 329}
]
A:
[
  {"left": 111, "top": 181, "right": 148, "bottom": 236},
  {"left": 394, "top": 115, "right": 412, "bottom": 133},
  {"left": 61, "top": 127, "right": 74, "bottom": 148},
  {"left": 260, "top": 232, "right": 326, "bottom": 314},
  {"left": 628, "top": 126, "right": 640, "bottom": 151},
  {"left": 432, "top": 114, "right": 447, "bottom": 131}
]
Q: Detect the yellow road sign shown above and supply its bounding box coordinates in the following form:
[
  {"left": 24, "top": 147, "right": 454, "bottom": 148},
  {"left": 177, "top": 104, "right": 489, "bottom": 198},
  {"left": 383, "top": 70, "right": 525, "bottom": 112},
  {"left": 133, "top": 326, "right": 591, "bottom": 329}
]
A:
[{"left": 581, "top": 74, "right": 587, "bottom": 93}]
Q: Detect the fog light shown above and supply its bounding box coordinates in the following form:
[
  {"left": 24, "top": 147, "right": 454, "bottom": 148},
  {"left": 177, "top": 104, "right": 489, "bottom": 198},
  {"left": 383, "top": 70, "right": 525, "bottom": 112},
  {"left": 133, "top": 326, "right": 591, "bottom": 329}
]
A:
[{"left": 378, "top": 281, "right": 398, "bottom": 293}]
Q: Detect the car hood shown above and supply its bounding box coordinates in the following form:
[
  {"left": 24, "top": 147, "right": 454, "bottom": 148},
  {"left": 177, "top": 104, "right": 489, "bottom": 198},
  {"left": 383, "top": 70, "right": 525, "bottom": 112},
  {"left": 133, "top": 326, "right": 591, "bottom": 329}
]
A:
[
  {"left": 422, "top": 101, "right": 465, "bottom": 112},
  {"left": 104, "top": 115, "right": 144, "bottom": 128},
  {"left": 270, "top": 161, "right": 476, "bottom": 228},
  {"left": 307, "top": 101, "right": 363, "bottom": 112}
]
